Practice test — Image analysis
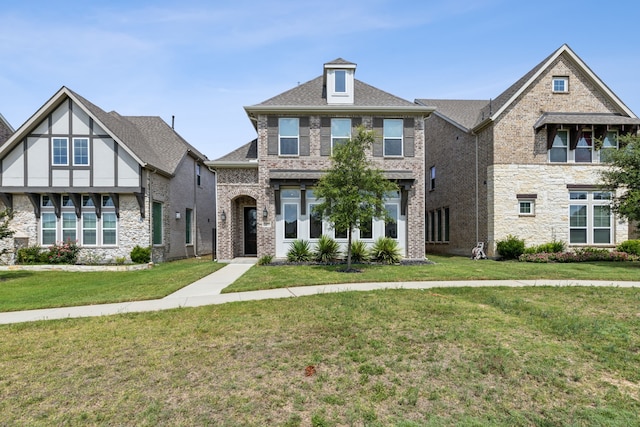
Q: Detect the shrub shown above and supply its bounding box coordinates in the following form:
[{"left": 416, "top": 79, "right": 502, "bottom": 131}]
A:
[
  {"left": 314, "top": 235, "right": 341, "bottom": 263},
  {"left": 46, "top": 240, "right": 79, "bottom": 264},
  {"left": 617, "top": 239, "right": 640, "bottom": 256},
  {"left": 115, "top": 256, "right": 127, "bottom": 265},
  {"left": 524, "top": 239, "right": 566, "bottom": 254},
  {"left": 519, "top": 248, "right": 631, "bottom": 263},
  {"left": 17, "top": 245, "right": 44, "bottom": 264},
  {"left": 496, "top": 234, "right": 525, "bottom": 260},
  {"left": 257, "top": 254, "right": 273, "bottom": 266},
  {"left": 350, "top": 240, "right": 369, "bottom": 263},
  {"left": 130, "top": 245, "right": 151, "bottom": 264},
  {"left": 370, "top": 237, "right": 402, "bottom": 264},
  {"left": 287, "top": 239, "right": 312, "bottom": 262}
]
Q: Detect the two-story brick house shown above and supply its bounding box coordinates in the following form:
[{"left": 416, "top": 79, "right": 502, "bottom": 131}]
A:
[
  {"left": 0, "top": 86, "right": 216, "bottom": 264},
  {"left": 209, "top": 59, "right": 433, "bottom": 261},
  {"left": 418, "top": 44, "right": 640, "bottom": 257}
]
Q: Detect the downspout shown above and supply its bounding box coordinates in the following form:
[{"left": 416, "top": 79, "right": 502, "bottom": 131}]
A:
[
  {"left": 474, "top": 132, "right": 479, "bottom": 244},
  {"left": 147, "top": 167, "right": 158, "bottom": 262},
  {"left": 193, "top": 161, "right": 198, "bottom": 257}
]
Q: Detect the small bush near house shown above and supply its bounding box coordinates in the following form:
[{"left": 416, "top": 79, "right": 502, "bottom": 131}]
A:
[
  {"left": 314, "top": 235, "right": 341, "bottom": 263},
  {"left": 496, "top": 234, "right": 525, "bottom": 260},
  {"left": 287, "top": 239, "right": 312, "bottom": 262},
  {"left": 257, "top": 254, "right": 273, "bottom": 266},
  {"left": 524, "top": 239, "right": 566, "bottom": 254},
  {"left": 115, "top": 256, "right": 127, "bottom": 265},
  {"left": 616, "top": 239, "right": 640, "bottom": 256},
  {"left": 370, "top": 237, "right": 402, "bottom": 264},
  {"left": 46, "top": 241, "right": 80, "bottom": 264},
  {"left": 519, "top": 248, "right": 631, "bottom": 263},
  {"left": 350, "top": 240, "right": 370, "bottom": 263},
  {"left": 16, "top": 245, "right": 45, "bottom": 264},
  {"left": 130, "top": 245, "right": 152, "bottom": 264}
]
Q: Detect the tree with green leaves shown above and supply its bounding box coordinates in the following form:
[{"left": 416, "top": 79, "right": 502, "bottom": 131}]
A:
[
  {"left": 0, "top": 209, "right": 14, "bottom": 256},
  {"left": 600, "top": 133, "right": 640, "bottom": 224},
  {"left": 313, "top": 125, "right": 399, "bottom": 270}
]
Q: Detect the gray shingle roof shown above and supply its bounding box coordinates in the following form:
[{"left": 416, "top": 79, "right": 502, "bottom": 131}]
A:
[
  {"left": 255, "top": 76, "right": 417, "bottom": 107},
  {"left": 534, "top": 113, "right": 640, "bottom": 129},
  {"left": 69, "top": 88, "right": 207, "bottom": 175},
  {"left": 211, "top": 139, "right": 257, "bottom": 164},
  {"left": 416, "top": 99, "right": 489, "bottom": 130},
  {"left": 324, "top": 58, "right": 356, "bottom": 66}
]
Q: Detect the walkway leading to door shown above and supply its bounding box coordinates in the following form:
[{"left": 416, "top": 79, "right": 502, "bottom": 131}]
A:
[{"left": 1, "top": 259, "right": 639, "bottom": 325}]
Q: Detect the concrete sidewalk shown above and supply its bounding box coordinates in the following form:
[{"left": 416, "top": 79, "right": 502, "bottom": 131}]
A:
[{"left": 1, "top": 260, "right": 640, "bottom": 325}]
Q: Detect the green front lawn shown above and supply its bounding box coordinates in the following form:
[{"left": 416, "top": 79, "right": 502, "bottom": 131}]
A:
[
  {"left": 0, "top": 257, "right": 224, "bottom": 312},
  {"left": 1, "top": 286, "right": 639, "bottom": 425},
  {"left": 224, "top": 254, "right": 640, "bottom": 293}
]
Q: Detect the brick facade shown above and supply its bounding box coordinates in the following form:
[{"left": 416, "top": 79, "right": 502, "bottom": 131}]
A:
[{"left": 424, "top": 47, "right": 638, "bottom": 257}]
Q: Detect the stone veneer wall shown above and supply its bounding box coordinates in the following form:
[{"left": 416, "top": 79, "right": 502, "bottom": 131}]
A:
[
  {"left": 0, "top": 193, "right": 153, "bottom": 265},
  {"left": 488, "top": 164, "right": 628, "bottom": 253},
  {"left": 255, "top": 114, "right": 426, "bottom": 260}
]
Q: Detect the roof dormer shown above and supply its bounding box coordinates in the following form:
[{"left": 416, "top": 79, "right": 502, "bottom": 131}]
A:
[{"left": 324, "top": 58, "right": 356, "bottom": 105}]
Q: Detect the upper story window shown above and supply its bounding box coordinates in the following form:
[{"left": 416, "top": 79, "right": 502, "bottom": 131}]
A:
[
  {"left": 279, "top": 118, "right": 299, "bottom": 156},
  {"left": 575, "top": 131, "right": 593, "bottom": 163},
  {"left": 196, "top": 164, "right": 201, "bottom": 186},
  {"left": 383, "top": 119, "right": 403, "bottom": 157},
  {"left": 52, "top": 138, "right": 69, "bottom": 165},
  {"left": 331, "top": 118, "right": 351, "bottom": 151},
  {"left": 549, "top": 128, "right": 620, "bottom": 164},
  {"left": 552, "top": 76, "right": 569, "bottom": 93},
  {"left": 334, "top": 70, "right": 346, "bottom": 93},
  {"left": 73, "top": 138, "right": 89, "bottom": 165},
  {"left": 600, "top": 131, "right": 618, "bottom": 163},
  {"left": 549, "top": 130, "right": 568, "bottom": 162}
]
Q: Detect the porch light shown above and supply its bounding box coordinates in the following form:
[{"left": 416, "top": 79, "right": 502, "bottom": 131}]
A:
[
  {"left": 263, "top": 207, "right": 268, "bottom": 218},
  {"left": 221, "top": 210, "right": 226, "bottom": 221}
]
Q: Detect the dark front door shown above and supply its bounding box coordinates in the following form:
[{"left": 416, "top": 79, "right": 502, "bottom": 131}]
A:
[{"left": 244, "top": 207, "right": 257, "bottom": 255}]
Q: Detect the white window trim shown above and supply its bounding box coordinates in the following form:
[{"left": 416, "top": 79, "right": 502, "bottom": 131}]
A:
[
  {"left": 568, "top": 191, "right": 613, "bottom": 245},
  {"left": 552, "top": 76, "right": 569, "bottom": 93},
  {"left": 278, "top": 118, "right": 299, "bottom": 156},
  {"left": 331, "top": 118, "right": 351, "bottom": 154},
  {"left": 52, "top": 137, "right": 69, "bottom": 166},
  {"left": 41, "top": 212, "right": 58, "bottom": 246},
  {"left": 82, "top": 212, "right": 98, "bottom": 247},
  {"left": 102, "top": 212, "right": 118, "bottom": 246},
  {"left": 383, "top": 118, "right": 403, "bottom": 157},
  {"left": 72, "top": 137, "right": 90, "bottom": 166},
  {"left": 518, "top": 200, "right": 535, "bottom": 216}
]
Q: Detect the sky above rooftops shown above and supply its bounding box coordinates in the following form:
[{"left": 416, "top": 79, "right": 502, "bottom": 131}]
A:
[{"left": 1, "top": 0, "right": 639, "bottom": 160}]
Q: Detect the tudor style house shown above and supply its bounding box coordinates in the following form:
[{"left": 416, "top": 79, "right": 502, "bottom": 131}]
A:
[
  {"left": 209, "top": 59, "right": 433, "bottom": 261},
  {"left": 0, "top": 87, "right": 215, "bottom": 264},
  {"left": 418, "top": 44, "right": 640, "bottom": 257}
]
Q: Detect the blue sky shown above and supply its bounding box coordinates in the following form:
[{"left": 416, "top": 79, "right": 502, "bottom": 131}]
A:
[{"left": 1, "top": 0, "right": 639, "bottom": 160}]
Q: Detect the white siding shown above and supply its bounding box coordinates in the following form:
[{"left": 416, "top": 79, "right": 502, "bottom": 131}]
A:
[
  {"left": 71, "top": 101, "right": 90, "bottom": 134},
  {"left": 93, "top": 138, "right": 115, "bottom": 186},
  {"left": 73, "top": 169, "right": 90, "bottom": 186},
  {"left": 2, "top": 143, "right": 24, "bottom": 186},
  {"left": 117, "top": 148, "right": 140, "bottom": 187},
  {"left": 51, "top": 104, "right": 69, "bottom": 134},
  {"left": 52, "top": 169, "right": 69, "bottom": 186},
  {"left": 27, "top": 137, "right": 48, "bottom": 186},
  {"left": 92, "top": 121, "right": 107, "bottom": 136}
]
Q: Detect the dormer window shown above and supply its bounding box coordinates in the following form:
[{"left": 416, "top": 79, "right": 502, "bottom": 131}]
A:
[
  {"left": 324, "top": 59, "right": 356, "bottom": 104},
  {"left": 335, "top": 70, "right": 346, "bottom": 93},
  {"left": 552, "top": 76, "right": 569, "bottom": 93}
]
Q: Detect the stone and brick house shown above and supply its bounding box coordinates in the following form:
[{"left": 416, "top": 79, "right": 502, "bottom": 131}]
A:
[
  {"left": 417, "top": 44, "right": 640, "bottom": 257},
  {"left": 0, "top": 86, "right": 216, "bottom": 264},
  {"left": 208, "top": 59, "right": 434, "bottom": 261}
]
